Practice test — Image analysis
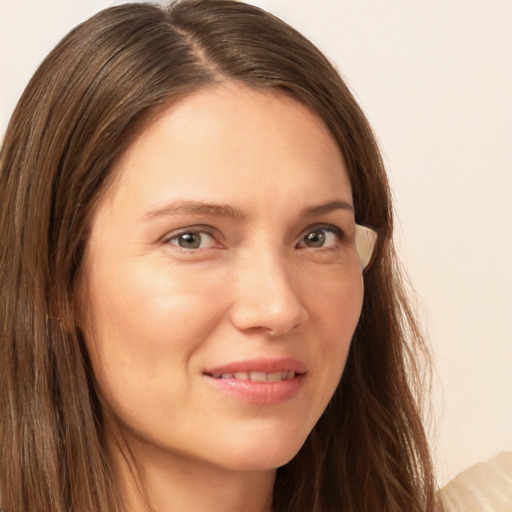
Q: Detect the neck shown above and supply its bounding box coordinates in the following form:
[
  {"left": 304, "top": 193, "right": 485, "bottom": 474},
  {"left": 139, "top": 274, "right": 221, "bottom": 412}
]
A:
[{"left": 109, "top": 427, "right": 276, "bottom": 512}]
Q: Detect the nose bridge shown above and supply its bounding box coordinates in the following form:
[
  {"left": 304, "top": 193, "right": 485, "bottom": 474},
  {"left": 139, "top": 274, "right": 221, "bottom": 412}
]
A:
[{"left": 230, "top": 246, "right": 308, "bottom": 334}]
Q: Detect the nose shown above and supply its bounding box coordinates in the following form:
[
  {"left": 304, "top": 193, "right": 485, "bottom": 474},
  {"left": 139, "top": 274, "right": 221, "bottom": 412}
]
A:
[{"left": 228, "top": 250, "right": 309, "bottom": 336}]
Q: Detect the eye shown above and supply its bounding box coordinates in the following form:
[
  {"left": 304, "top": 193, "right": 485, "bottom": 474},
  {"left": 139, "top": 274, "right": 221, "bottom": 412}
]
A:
[
  {"left": 297, "top": 227, "right": 341, "bottom": 249},
  {"left": 166, "top": 230, "right": 217, "bottom": 250}
]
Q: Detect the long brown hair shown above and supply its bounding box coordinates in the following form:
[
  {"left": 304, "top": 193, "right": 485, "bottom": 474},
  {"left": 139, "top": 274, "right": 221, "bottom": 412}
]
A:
[{"left": 0, "top": 1, "right": 436, "bottom": 511}]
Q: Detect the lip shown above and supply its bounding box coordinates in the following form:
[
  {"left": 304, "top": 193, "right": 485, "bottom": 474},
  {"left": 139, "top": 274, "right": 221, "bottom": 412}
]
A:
[
  {"left": 204, "top": 357, "right": 306, "bottom": 376},
  {"left": 203, "top": 358, "right": 306, "bottom": 405}
]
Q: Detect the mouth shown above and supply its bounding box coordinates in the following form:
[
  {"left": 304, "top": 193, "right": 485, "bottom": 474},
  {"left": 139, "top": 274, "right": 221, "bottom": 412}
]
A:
[
  {"left": 207, "top": 370, "right": 298, "bottom": 382},
  {"left": 203, "top": 358, "right": 306, "bottom": 405}
]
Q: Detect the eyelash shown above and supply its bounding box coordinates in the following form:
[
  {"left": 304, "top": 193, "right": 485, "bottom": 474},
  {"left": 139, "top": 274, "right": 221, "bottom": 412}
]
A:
[
  {"left": 162, "top": 225, "right": 345, "bottom": 252},
  {"left": 296, "top": 226, "right": 343, "bottom": 250},
  {"left": 163, "top": 229, "right": 219, "bottom": 251}
]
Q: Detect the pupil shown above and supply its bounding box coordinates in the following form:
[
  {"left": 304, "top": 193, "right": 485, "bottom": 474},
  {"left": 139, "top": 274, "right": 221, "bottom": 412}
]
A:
[
  {"left": 179, "top": 232, "right": 201, "bottom": 249},
  {"left": 305, "top": 230, "right": 325, "bottom": 247}
]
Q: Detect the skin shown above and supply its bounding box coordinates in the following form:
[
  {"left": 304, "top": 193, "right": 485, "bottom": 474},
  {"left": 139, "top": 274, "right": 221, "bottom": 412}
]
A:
[{"left": 82, "top": 84, "right": 364, "bottom": 512}]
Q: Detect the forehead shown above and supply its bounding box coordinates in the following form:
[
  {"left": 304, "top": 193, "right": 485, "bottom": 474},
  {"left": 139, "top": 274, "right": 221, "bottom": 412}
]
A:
[{"left": 101, "top": 84, "right": 352, "bottom": 218}]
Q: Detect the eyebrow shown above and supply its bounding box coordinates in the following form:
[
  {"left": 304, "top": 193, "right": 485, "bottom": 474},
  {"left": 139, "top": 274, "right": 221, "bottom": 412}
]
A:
[
  {"left": 144, "top": 199, "right": 354, "bottom": 221},
  {"left": 144, "top": 200, "right": 246, "bottom": 220},
  {"left": 301, "top": 200, "right": 354, "bottom": 217}
]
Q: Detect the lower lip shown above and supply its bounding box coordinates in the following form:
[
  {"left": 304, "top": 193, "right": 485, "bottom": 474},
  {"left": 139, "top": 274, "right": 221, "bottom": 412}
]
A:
[{"left": 205, "top": 374, "right": 304, "bottom": 405}]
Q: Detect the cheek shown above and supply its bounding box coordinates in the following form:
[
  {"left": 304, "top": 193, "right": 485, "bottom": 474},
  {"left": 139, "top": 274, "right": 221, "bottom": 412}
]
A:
[
  {"left": 304, "top": 269, "right": 364, "bottom": 410},
  {"left": 81, "top": 258, "right": 224, "bottom": 412},
  {"left": 312, "top": 262, "right": 364, "bottom": 342},
  {"left": 86, "top": 258, "right": 219, "bottom": 351}
]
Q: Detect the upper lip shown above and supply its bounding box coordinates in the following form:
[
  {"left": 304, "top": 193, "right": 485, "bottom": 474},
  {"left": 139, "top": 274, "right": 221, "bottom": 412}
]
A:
[{"left": 204, "top": 357, "right": 306, "bottom": 376}]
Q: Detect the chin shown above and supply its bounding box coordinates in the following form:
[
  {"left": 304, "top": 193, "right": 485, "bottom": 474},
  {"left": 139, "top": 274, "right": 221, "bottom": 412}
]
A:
[{"left": 207, "top": 426, "right": 309, "bottom": 472}]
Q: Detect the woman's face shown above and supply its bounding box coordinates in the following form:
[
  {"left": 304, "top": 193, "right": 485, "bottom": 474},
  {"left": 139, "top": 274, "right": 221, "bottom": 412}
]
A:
[{"left": 83, "top": 85, "right": 364, "bottom": 473}]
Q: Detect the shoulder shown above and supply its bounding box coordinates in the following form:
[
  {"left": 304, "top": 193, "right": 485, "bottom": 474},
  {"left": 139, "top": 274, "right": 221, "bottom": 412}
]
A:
[{"left": 438, "top": 452, "right": 512, "bottom": 512}]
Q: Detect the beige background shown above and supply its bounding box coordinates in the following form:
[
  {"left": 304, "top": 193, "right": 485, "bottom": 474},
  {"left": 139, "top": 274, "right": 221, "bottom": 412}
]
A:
[{"left": 1, "top": 0, "right": 511, "bottom": 487}]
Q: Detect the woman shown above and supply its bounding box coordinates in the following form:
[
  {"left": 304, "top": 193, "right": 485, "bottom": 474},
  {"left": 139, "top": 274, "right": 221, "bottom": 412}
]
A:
[{"left": 0, "top": 1, "right": 437, "bottom": 511}]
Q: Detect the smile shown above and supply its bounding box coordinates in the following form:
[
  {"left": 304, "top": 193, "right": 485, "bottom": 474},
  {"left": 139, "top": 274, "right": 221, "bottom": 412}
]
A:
[
  {"left": 210, "top": 371, "right": 297, "bottom": 382},
  {"left": 203, "top": 358, "right": 306, "bottom": 405}
]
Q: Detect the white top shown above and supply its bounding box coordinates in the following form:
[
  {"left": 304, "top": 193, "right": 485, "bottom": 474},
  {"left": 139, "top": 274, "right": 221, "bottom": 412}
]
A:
[{"left": 439, "top": 452, "right": 512, "bottom": 512}]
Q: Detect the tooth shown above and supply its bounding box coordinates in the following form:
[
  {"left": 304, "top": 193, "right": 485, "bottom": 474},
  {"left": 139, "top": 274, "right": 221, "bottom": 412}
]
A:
[
  {"left": 216, "top": 370, "right": 297, "bottom": 381},
  {"left": 249, "top": 371, "right": 267, "bottom": 382}
]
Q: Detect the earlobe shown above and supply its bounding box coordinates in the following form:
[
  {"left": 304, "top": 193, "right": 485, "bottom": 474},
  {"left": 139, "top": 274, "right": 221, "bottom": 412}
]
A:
[{"left": 355, "top": 224, "right": 378, "bottom": 270}]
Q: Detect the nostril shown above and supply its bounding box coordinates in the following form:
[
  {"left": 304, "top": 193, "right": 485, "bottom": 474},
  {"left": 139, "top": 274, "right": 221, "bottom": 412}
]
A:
[{"left": 229, "top": 299, "right": 308, "bottom": 336}]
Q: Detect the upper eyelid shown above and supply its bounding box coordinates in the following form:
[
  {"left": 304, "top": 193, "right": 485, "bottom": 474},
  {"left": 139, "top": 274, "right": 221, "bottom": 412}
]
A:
[
  {"left": 161, "top": 225, "right": 219, "bottom": 242},
  {"left": 297, "top": 224, "right": 345, "bottom": 239}
]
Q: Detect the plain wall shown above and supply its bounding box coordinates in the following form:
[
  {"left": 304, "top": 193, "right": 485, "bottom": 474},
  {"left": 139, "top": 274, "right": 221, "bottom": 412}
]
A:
[{"left": 1, "top": 0, "right": 511, "bottom": 487}]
